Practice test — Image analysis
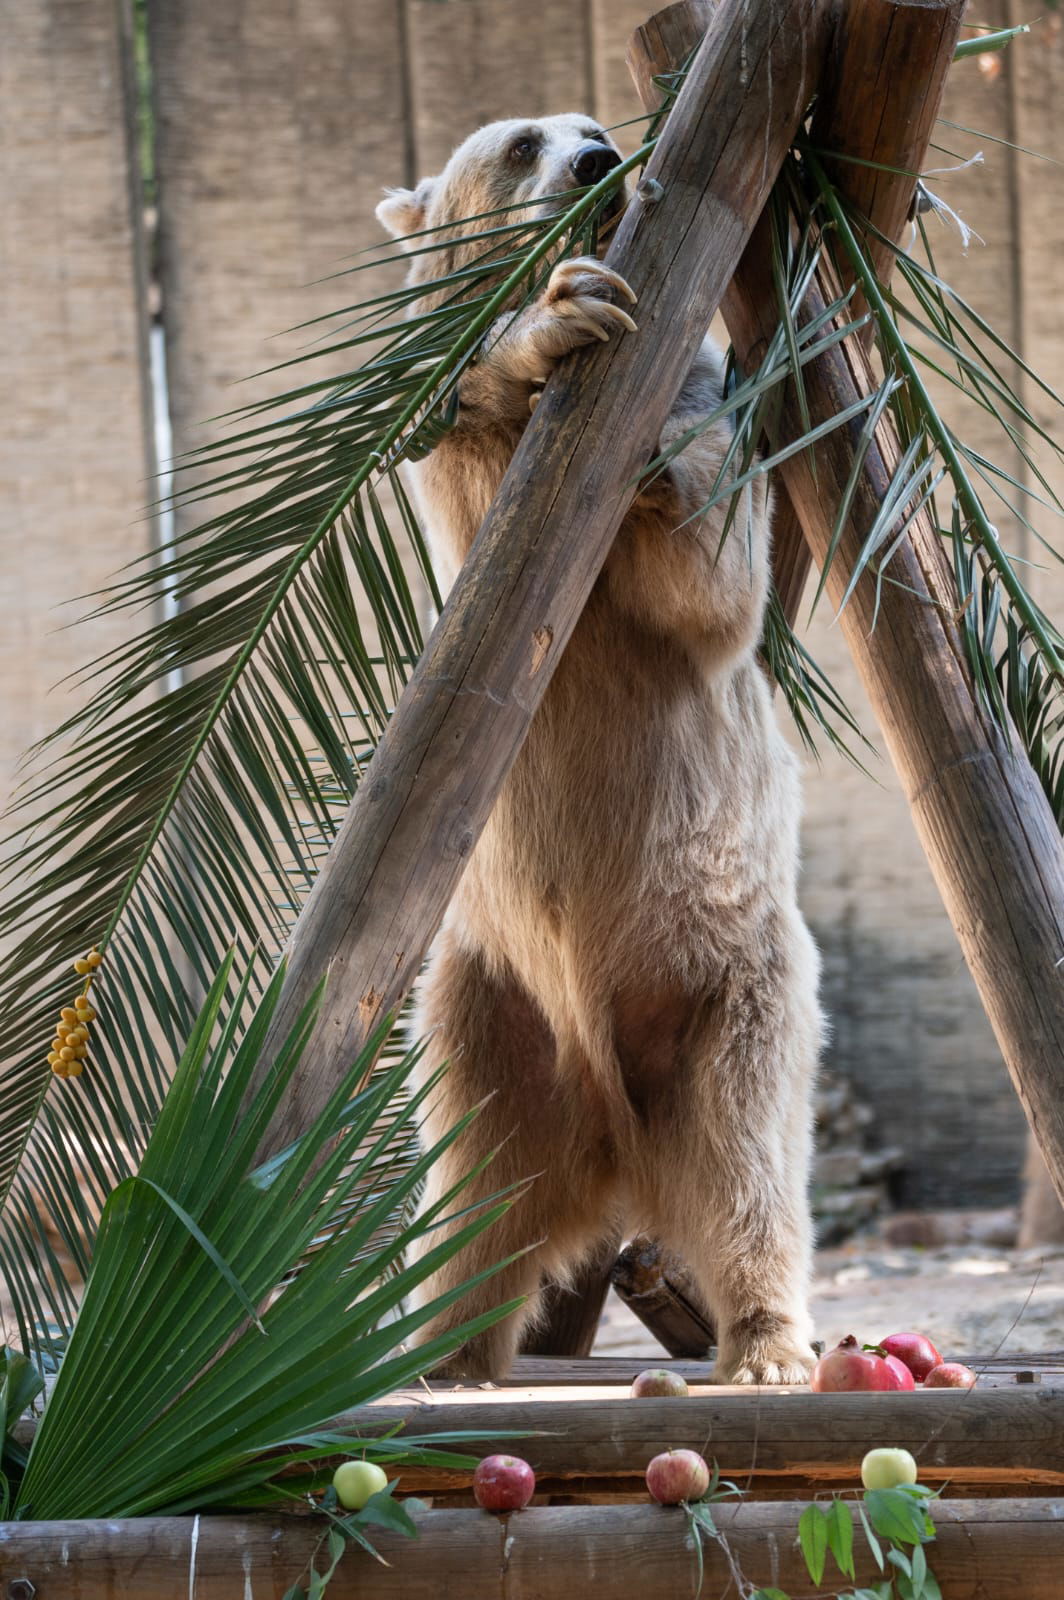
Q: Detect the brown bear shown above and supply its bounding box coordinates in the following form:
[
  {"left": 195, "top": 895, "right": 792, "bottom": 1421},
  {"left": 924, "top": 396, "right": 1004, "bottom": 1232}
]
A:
[{"left": 377, "top": 114, "right": 823, "bottom": 1384}]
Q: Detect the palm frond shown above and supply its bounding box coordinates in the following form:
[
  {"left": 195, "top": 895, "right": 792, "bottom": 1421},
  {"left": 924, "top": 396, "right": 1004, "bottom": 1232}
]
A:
[
  {"left": 13, "top": 950, "right": 521, "bottom": 1520},
  {"left": 788, "top": 135, "right": 1064, "bottom": 826}
]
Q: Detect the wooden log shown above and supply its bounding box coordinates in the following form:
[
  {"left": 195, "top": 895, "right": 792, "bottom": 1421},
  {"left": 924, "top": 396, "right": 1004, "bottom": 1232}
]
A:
[
  {"left": 502, "top": 1352, "right": 1064, "bottom": 1387},
  {"left": 629, "top": 5, "right": 1064, "bottom": 1220},
  {"left": 250, "top": 0, "right": 835, "bottom": 1159},
  {"left": 628, "top": 0, "right": 966, "bottom": 620},
  {"left": 316, "top": 1387, "right": 1064, "bottom": 1493},
  {"left": 6, "top": 1500, "right": 1064, "bottom": 1598},
  {"left": 520, "top": 1236, "right": 620, "bottom": 1359},
  {"left": 609, "top": 1234, "right": 717, "bottom": 1357}
]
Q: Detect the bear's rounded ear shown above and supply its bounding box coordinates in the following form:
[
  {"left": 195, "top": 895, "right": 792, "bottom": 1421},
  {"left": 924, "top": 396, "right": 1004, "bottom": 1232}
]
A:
[{"left": 376, "top": 178, "right": 437, "bottom": 248}]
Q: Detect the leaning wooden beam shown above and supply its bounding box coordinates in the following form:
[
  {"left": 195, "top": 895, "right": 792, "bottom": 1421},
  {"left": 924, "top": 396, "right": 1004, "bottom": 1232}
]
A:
[
  {"left": 251, "top": 0, "right": 834, "bottom": 1160},
  {"left": 9, "top": 1500, "right": 1062, "bottom": 1597},
  {"left": 629, "top": 0, "right": 967, "bottom": 624},
  {"left": 609, "top": 1233, "right": 717, "bottom": 1357},
  {"left": 631, "top": 1, "right": 1064, "bottom": 1217},
  {"left": 520, "top": 1236, "right": 622, "bottom": 1359}
]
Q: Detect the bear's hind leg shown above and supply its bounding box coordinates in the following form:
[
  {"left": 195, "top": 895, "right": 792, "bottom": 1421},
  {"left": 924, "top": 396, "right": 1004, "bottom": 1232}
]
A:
[
  {"left": 636, "top": 921, "right": 821, "bottom": 1385},
  {"left": 405, "top": 934, "right": 617, "bottom": 1381}
]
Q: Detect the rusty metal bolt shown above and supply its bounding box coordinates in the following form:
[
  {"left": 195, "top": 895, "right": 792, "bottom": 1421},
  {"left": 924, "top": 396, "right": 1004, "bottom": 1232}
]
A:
[{"left": 8, "top": 1578, "right": 37, "bottom": 1600}]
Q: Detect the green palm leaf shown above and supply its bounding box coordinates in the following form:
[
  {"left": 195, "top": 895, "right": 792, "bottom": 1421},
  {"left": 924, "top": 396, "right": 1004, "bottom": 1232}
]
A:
[{"left": 13, "top": 949, "right": 523, "bottom": 1520}]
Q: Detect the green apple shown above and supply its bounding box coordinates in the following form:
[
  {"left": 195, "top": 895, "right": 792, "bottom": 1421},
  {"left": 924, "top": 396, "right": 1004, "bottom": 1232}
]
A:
[
  {"left": 860, "top": 1447, "right": 918, "bottom": 1491},
  {"left": 333, "top": 1459, "right": 389, "bottom": 1510}
]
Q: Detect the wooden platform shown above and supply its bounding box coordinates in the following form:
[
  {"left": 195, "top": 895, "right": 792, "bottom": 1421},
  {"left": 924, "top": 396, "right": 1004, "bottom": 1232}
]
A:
[
  {"left": 313, "top": 1352, "right": 1064, "bottom": 1506},
  {"left": 8, "top": 1354, "right": 1064, "bottom": 1596}
]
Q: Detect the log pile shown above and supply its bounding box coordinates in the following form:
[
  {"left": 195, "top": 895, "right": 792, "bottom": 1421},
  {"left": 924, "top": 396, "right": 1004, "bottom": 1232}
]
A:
[{"left": 813, "top": 1067, "right": 905, "bottom": 1244}]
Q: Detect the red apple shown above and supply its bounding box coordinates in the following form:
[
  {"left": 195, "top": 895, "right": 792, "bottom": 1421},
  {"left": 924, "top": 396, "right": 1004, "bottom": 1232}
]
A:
[
  {"left": 924, "top": 1361, "right": 977, "bottom": 1389},
  {"left": 631, "top": 1368, "right": 690, "bottom": 1398},
  {"left": 473, "top": 1454, "right": 536, "bottom": 1511},
  {"left": 645, "top": 1448, "right": 711, "bottom": 1504},
  {"left": 882, "top": 1353, "right": 916, "bottom": 1391},
  {"left": 880, "top": 1332, "right": 942, "bottom": 1383},
  {"left": 810, "top": 1335, "right": 894, "bottom": 1392}
]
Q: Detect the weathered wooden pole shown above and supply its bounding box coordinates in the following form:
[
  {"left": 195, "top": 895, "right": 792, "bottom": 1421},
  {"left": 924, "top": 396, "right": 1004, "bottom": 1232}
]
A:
[
  {"left": 630, "top": 0, "right": 966, "bottom": 623},
  {"left": 7, "top": 1501, "right": 1064, "bottom": 1597},
  {"left": 632, "top": 4, "right": 1064, "bottom": 1212},
  {"left": 250, "top": 0, "right": 835, "bottom": 1163}
]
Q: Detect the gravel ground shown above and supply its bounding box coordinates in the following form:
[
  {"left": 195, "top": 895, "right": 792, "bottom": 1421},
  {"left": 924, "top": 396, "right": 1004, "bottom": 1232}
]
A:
[{"left": 593, "top": 1233, "right": 1064, "bottom": 1362}]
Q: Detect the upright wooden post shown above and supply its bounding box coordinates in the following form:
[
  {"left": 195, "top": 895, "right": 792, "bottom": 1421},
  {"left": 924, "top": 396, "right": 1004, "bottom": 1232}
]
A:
[
  {"left": 250, "top": 0, "right": 835, "bottom": 1164},
  {"left": 631, "top": 5, "right": 1064, "bottom": 1212}
]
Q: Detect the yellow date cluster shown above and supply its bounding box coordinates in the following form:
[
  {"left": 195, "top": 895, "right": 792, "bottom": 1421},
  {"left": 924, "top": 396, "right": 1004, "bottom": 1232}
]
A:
[{"left": 47, "top": 948, "right": 102, "bottom": 1079}]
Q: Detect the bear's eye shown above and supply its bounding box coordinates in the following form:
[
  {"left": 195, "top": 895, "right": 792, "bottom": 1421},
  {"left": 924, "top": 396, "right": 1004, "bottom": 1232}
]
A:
[{"left": 509, "top": 136, "right": 538, "bottom": 162}]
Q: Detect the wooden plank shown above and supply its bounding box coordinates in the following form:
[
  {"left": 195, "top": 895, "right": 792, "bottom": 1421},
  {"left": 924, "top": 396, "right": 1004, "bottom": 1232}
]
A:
[
  {"left": 320, "top": 1387, "right": 1064, "bottom": 1492},
  {"left": 495, "top": 1352, "right": 1064, "bottom": 1387},
  {"left": 248, "top": 0, "right": 836, "bottom": 1159},
  {"left": 0, "top": 0, "right": 153, "bottom": 819},
  {"left": 405, "top": 1, "right": 594, "bottom": 176},
  {"left": 6, "top": 1501, "right": 1064, "bottom": 1597}
]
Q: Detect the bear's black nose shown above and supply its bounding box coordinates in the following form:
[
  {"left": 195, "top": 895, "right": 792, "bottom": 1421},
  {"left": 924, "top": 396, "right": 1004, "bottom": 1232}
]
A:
[{"left": 570, "top": 142, "right": 621, "bottom": 186}]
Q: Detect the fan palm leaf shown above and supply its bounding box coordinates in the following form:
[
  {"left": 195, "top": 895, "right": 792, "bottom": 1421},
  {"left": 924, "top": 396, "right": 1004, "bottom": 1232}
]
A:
[{"left": 10, "top": 949, "right": 525, "bottom": 1520}]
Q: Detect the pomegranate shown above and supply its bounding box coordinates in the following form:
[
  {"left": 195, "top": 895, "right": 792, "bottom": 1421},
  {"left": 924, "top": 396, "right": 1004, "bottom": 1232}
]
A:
[
  {"left": 924, "top": 1361, "right": 977, "bottom": 1389},
  {"left": 631, "top": 1368, "right": 690, "bottom": 1398},
  {"left": 810, "top": 1335, "right": 894, "bottom": 1392},
  {"left": 645, "top": 1448, "right": 711, "bottom": 1504},
  {"left": 472, "top": 1455, "right": 536, "bottom": 1511},
  {"left": 882, "top": 1353, "right": 917, "bottom": 1391},
  {"left": 880, "top": 1331, "right": 942, "bottom": 1383}
]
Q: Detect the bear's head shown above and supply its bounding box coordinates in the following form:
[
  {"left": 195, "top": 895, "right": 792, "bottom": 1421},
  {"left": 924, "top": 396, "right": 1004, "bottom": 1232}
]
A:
[{"left": 376, "top": 115, "right": 626, "bottom": 298}]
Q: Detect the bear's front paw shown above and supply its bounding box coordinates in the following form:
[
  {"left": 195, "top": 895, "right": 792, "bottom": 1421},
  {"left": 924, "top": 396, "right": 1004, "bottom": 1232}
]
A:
[
  {"left": 714, "top": 1312, "right": 817, "bottom": 1387},
  {"left": 540, "top": 255, "right": 638, "bottom": 349}
]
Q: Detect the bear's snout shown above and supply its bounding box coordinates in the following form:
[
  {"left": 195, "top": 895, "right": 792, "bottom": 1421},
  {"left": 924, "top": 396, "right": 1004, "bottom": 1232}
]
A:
[{"left": 570, "top": 141, "right": 621, "bottom": 187}]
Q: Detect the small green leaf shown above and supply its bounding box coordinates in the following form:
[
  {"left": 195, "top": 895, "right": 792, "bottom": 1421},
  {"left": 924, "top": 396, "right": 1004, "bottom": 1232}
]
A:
[
  {"left": 919, "top": 1566, "right": 943, "bottom": 1600},
  {"left": 911, "top": 1541, "right": 927, "bottom": 1592},
  {"left": 327, "top": 1528, "right": 346, "bottom": 1565},
  {"left": 690, "top": 1500, "right": 719, "bottom": 1540},
  {"left": 751, "top": 1590, "right": 791, "bottom": 1600},
  {"left": 865, "top": 1487, "right": 928, "bottom": 1545},
  {"left": 280, "top": 1587, "right": 306, "bottom": 1600},
  {"left": 857, "top": 1501, "right": 885, "bottom": 1570},
  {"left": 825, "top": 1497, "right": 855, "bottom": 1579},
  {"left": 799, "top": 1503, "right": 830, "bottom": 1586},
  {"left": 355, "top": 1487, "right": 420, "bottom": 1539},
  {"left": 888, "top": 1546, "right": 913, "bottom": 1577}
]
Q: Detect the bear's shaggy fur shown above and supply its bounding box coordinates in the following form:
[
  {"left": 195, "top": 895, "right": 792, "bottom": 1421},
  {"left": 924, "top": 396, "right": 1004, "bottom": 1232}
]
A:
[{"left": 377, "top": 115, "right": 823, "bottom": 1383}]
